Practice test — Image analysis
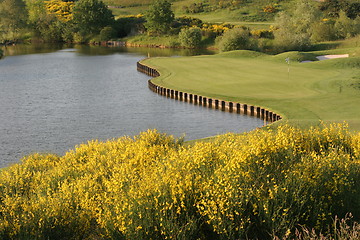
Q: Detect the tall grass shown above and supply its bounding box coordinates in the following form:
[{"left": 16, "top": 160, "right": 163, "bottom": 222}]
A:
[{"left": 1, "top": 123, "right": 360, "bottom": 239}]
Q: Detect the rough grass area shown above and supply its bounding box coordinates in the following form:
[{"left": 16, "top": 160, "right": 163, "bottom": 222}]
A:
[
  {"left": 122, "top": 34, "right": 181, "bottom": 47},
  {"left": 108, "top": 0, "right": 294, "bottom": 25},
  {"left": 143, "top": 48, "right": 360, "bottom": 130}
]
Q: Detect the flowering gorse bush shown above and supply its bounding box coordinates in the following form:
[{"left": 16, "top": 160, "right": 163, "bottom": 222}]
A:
[{"left": 1, "top": 124, "right": 360, "bottom": 239}]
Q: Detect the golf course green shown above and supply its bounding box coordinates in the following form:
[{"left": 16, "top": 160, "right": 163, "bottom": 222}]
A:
[{"left": 142, "top": 48, "right": 360, "bottom": 130}]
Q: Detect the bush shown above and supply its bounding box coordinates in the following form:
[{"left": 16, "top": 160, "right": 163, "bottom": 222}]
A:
[
  {"left": 73, "top": 32, "right": 86, "bottom": 43},
  {"left": 346, "top": 2, "right": 360, "bottom": 19},
  {"left": 183, "top": 2, "right": 204, "bottom": 14},
  {"left": 179, "top": 27, "right": 202, "bottom": 48},
  {"left": 334, "top": 11, "right": 360, "bottom": 39},
  {"left": 99, "top": 26, "right": 116, "bottom": 41},
  {"left": 311, "top": 20, "right": 337, "bottom": 42},
  {"left": 115, "top": 15, "right": 146, "bottom": 38},
  {"left": 173, "top": 16, "right": 203, "bottom": 29},
  {"left": 251, "top": 29, "right": 274, "bottom": 39},
  {"left": 216, "top": 27, "right": 251, "bottom": 52},
  {"left": 2, "top": 124, "right": 360, "bottom": 239}
]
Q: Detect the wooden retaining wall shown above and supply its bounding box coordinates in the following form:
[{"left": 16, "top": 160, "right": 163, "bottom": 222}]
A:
[{"left": 137, "top": 61, "right": 282, "bottom": 123}]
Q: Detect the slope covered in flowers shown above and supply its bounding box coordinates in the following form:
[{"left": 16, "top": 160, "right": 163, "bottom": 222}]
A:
[{"left": 1, "top": 124, "right": 360, "bottom": 239}]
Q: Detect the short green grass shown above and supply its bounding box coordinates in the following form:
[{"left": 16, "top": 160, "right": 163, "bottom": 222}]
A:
[{"left": 143, "top": 47, "right": 360, "bottom": 131}]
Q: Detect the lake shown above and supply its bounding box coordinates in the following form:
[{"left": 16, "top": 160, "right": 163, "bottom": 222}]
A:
[{"left": 0, "top": 44, "right": 264, "bottom": 168}]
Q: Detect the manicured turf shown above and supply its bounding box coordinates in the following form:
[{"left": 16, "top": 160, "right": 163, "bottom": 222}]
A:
[{"left": 142, "top": 48, "right": 360, "bottom": 130}]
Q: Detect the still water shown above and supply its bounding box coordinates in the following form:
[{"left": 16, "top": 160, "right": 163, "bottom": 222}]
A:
[{"left": 0, "top": 44, "right": 264, "bottom": 168}]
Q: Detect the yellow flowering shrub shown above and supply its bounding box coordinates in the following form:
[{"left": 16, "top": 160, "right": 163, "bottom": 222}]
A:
[
  {"left": 45, "top": 0, "right": 74, "bottom": 22},
  {"left": 1, "top": 125, "right": 360, "bottom": 239}
]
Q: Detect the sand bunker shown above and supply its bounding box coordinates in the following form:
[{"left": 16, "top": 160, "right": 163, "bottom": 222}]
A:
[
  {"left": 301, "top": 54, "right": 349, "bottom": 63},
  {"left": 316, "top": 54, "right": 349, "bottom": 61}
]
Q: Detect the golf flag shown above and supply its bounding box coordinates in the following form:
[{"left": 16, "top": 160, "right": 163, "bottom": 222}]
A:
[{"left": 285, "top": 57, "right": 290, "bottom": 78}]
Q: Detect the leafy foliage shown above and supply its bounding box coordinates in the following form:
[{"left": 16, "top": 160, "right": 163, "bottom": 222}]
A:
[
  {"left": 73, "top": 0, "right": 114, "bottom": 36},
  {"left": 216, "top": 27, "right": 252, "bottom": 52},
  {"left": 179, "top": 27, "right": 202, "bottom": 48},
  {"left": 99, "top": 26, "right": 116, "bottom": 41},
  {"left": 334, "top": 11, "right": 360, "bottom": 39},
  {"left": 274, "top": 0, "right": 320, "bottom": 51},
  {"left": 45, "top": 0, "right": 74, "bottom": 22},
  {"left": 0, "top": 0, "right": 28, "bottom": 41},
  {"left": 346, "top": 2, "right": 360, "bottom": 19},
  {"left": 1, "top": 124, "right": 360, "bottom": 239},
  {"left": 144, "top": 0, "right": 174, "bottom": 35}
]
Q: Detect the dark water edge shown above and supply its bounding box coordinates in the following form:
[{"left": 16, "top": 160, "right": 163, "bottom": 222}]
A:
[
  {"left": 2, "top": 43, "right": 217, "bottom": 57},
  {"left": 0, "top": 44, "right": 263, "bottom": 168}
]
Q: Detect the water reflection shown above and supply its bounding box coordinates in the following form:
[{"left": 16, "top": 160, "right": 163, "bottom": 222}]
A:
[{"left": 2, "top": 43, "right": 217, "bottom": 57}]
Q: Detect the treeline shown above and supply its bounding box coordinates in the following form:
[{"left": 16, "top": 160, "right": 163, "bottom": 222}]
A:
[
  {"left": 118, "top": 0, "right": 360, "bottom": 52},
  {"left": 0, "top": 0, "right": 359, "bottom": 49},
  {"left": 184, "top": 0, "right": 360, "bottom": 52},
  {"left": 1, "top": 123, "right": 360, "bottom": 239},
  {"left": 0, "top": 0, "right": 118, "bottom": 43}
]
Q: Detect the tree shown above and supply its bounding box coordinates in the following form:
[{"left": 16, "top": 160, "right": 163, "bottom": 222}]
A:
[
  {"left": 319, "top": 0, "right": 348, "bottom": 18},
  {"left": 26, "top": 0, "right": 74, "bottom": 42},
  {"left": 144, "top": 0, "right": 174, "bottom": 35},
  {"left": 179, "top": 27, "right": 202, "bottom": 48},
  {"left": 73, "top": 0, "right": 114, "bottom": 36},
  {"left": 346, "top": 2, "right": 360, "bottom": 19},
  {"left": 273, "top": 0, "right": 321, "bottom": 51},
  {"left": 334, "top": 11, "right": 360, "bottom": 39},
  {"left": 0, "top": 0, "right": 28, "bottom": 41}
]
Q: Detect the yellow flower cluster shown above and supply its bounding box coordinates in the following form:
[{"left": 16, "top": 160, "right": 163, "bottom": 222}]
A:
[
  {"left": 45, "top": 0, "right": 74, "bottom": 22},
  {"left": 262, "top": 5, "right": 277, "bottom": 13},
  {"left": 1, "top": 124, "right": 360, "bottom": 239},
  {"left": 201, "top": 23, "right": 232, "bottom": 35}
]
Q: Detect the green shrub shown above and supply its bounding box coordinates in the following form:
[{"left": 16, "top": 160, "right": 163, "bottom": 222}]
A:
[
  {"left": 179, "top": 27, "right": 202, "bottom": 48},
  {"left": 99, "top": 26, "right": 116, "bottom": 41},
  {"left": 73, "top": 32, "right": 86, "bottom": 43},
  {"left": 346, "top": 2, "right": 360, "bottom": 19},
  {"left": 334, "top": 11, "right": 360, "bottom": 39},
  {"left": 182, "top": 2, "right": 204, "bottom": 14},
  {"left": 216, "top": 27, "right": 251, "bottom": 52},
  {"left": 311, "top": 20, "right": 337, "bottom": 42},
  {"left": 173, "top": 16, "right": 203, "bottom": 29}
]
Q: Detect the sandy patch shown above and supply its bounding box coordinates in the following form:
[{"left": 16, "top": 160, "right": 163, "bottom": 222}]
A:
[
  {"left": 316, "top": 54, "right": 349, "bottom": 61},
  {"left": 300, "top": 54, "right": 349, "bottom": 63}
]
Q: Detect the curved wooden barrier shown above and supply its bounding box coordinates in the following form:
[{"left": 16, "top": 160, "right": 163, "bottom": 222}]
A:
[{"left": 137, "top": 61, "right": 282, "bottom": 123}]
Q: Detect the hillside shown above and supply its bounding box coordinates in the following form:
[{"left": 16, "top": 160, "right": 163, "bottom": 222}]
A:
[{"left": 106, "top": 0, "right": 296, "bottom": 25}]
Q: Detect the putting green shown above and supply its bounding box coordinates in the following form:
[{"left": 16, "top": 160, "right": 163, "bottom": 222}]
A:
[{"left": 142, "top": 49, "right": 360, "bottom": 131}]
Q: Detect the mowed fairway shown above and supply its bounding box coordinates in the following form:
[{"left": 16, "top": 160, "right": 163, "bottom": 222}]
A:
[{"left": 142, "top": 50, "right": 360, "bottom": 130}]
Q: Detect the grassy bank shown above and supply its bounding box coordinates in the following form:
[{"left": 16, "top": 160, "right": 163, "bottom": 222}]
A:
[
  {"left": 142, "top": 46, "right": 360, "bottom": 130},
  {"left": 107, "top": 0, "right": 295, "bottom": 24}
]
